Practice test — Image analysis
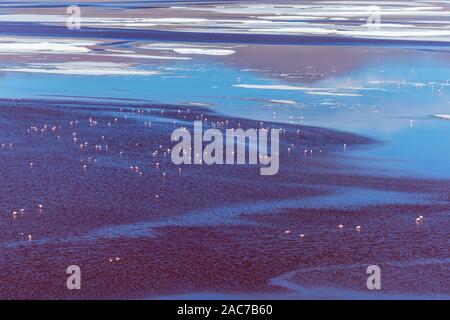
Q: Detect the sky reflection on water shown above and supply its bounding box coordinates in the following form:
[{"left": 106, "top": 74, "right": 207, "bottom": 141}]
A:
[{"left": 2, "top": 46, "right": 450, "bottom": 178}]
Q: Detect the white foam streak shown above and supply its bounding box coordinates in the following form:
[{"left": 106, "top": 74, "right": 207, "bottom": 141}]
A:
[{"left": 0, "top": 62, "right": 160, "bottom": 76}]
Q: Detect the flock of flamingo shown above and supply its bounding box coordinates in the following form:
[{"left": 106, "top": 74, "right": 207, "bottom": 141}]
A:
[{"left": 1, "top": 102, "right": 426, "bottom": 248}]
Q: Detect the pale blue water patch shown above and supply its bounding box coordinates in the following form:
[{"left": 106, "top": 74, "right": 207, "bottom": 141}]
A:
[
  {"left": 215, "top": 51, "right": 450, "bottom": 179},
  {"left": 0, "top": 62, "right": 261, "bottom": 107},
  {"left": 314, "top": 54, "right": 450, "bottom": 179},
  {"left": 0, "top": 61, "right": 364, "bottom": 120},
  {"left": 348, "top": 118, "right": 450, "bottom": 178}
]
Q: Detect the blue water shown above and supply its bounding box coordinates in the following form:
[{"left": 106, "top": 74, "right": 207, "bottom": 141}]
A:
[{"left": 2, "top": 48, "right": 450, "bottom": 178}]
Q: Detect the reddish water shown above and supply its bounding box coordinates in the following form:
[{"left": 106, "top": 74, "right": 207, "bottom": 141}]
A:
[{"left": 0, "top": 99, "right": 448, "bottom": 299}]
